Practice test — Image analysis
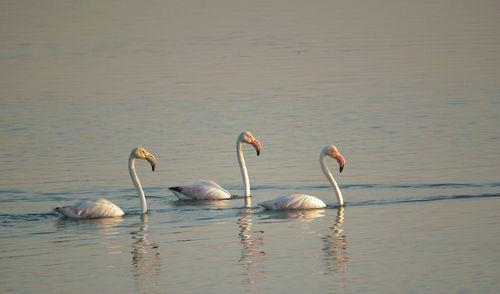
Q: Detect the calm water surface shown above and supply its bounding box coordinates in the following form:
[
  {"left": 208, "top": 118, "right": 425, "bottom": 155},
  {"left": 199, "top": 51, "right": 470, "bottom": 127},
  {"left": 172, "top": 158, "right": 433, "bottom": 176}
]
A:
[{"left": 1, "top": 0, "right": 499, "bottom": 293}]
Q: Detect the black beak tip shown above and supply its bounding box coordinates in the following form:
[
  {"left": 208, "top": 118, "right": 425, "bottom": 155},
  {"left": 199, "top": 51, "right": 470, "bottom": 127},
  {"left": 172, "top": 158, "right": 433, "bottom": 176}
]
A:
[
  {"left": 339, "top": 166, "right": 344, "bottom": 173},
  {"left": 152, "top": 165, "right": 156, "bottom": 172},
  {"left": 257, "top": 150, "right": 260, "bottom": 156}
]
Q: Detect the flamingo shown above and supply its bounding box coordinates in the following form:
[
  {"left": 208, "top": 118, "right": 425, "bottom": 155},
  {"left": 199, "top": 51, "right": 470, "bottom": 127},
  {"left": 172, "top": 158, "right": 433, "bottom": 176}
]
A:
[
  {"left": 54, "top": 147, "right": 156, "bottom": 218},
  {"left": 169, "top": 131, "right": 261, "bottom": 200},
  {"left": 257, "top": 145, "right": 345, "bottom": 210}
]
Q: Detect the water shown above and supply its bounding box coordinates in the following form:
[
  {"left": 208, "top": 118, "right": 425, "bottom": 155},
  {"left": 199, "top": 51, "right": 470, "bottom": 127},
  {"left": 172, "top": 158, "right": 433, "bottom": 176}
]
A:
[{"left": 1, "top": 0, "right": 499, "bottom": 293}]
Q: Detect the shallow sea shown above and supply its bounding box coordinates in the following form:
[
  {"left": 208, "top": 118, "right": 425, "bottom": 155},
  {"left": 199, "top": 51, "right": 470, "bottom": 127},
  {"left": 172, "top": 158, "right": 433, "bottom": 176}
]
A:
[{"left": 1, "top": 1, "right": 499, "bottom": 293}]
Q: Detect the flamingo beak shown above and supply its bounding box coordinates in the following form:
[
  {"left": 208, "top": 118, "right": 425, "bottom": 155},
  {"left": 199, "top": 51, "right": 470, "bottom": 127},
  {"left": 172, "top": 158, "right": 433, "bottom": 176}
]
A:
[
  {"left": 146, "top": 154, "right": 156, "bottom": 171},
  {"left": 334, "top": 152, "right": 345, "bottom": 173},
  {"left": 251, "top": 138, "right": 261, "bottom": 156}
]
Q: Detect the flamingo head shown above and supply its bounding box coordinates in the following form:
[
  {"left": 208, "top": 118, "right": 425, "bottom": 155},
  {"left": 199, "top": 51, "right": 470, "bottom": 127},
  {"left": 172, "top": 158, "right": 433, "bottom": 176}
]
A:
[
  {"left": 132, "top": 147, "right": 157, "bottom": 171},
  {"left": 325, "top": 145, "right": 345, "bottom": 173},
  {"left": 241, "top": 131, "right": 261, "bottom": 156}
]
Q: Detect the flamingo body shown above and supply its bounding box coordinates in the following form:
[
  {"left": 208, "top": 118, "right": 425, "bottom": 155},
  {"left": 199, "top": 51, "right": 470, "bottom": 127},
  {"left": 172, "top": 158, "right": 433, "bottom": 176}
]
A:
[
  {"left": 257, "top": 194, "right": 326, "bottom": 210},
  {"left": 169, "top": 179, "right": 231, "bottom": 200},
  {"left": 54, "top": 147, "right": 156, "bottom": 219},
  {"left": 54, "top": 199, "right": 125, "bottom": 218}
]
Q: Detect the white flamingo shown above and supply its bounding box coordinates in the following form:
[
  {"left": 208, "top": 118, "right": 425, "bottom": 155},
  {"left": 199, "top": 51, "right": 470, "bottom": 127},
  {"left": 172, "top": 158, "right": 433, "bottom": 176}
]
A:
[
  {"left": 54, "top": 147, "right": 156, "bottom": 218},
  {"left": 169, "top": 131, "right": 261, "bottom": 200},
  {"left": 258, "top": 145, "right": 345, "bottom": 210}
]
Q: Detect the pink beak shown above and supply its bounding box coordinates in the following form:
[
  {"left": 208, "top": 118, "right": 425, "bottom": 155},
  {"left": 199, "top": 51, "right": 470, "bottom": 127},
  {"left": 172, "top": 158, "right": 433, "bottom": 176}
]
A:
[
  {"left": 251, "top": 138, "right": 261, "bottom": 156},
  {"left": 334, "top": 152, "right": 345, "bottom": 173}
]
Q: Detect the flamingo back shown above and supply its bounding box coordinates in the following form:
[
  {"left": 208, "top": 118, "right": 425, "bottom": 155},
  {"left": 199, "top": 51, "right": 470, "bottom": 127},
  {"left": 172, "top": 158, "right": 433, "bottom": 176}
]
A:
[
  {"left": 257, "top": 194, "right": 326, "bottom": 210},
  {"left": 55, "top": 198, "right": 125, "bottom": 218},
  {"left": 169, "top": 179, "right": 231, "bottom": 200}
]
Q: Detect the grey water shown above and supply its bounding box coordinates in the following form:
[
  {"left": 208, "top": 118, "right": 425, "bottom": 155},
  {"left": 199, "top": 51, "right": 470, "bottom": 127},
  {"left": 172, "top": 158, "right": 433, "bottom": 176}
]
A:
[{"left": 1, "top": 0, "right": 499, "bottom": 293}]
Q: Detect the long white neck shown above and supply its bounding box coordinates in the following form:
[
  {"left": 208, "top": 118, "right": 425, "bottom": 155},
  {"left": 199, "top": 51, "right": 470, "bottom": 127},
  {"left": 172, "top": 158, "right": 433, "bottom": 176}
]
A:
[
  {"left": 237, "top": 134, "right": 251, "bottom": 197},
  {"left": 320, "top": 149, "right": 343, "bottom": 206},
  {"left": 129, "top": 153, "right": 147, "bottom": 214}
]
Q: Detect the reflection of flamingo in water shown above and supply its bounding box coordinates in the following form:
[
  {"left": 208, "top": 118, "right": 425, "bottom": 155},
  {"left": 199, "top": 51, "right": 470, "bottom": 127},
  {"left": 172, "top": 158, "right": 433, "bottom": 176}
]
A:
[
  {"left": 260, "top": 209, "right": 326, "bottom": 220},
  {"left": 322, "top": 207, "right": 349, "bottom": 276},
  {"left": 131, "top": 214, "right": 161, "bottom": 293},
  {"left": 237, "top": 208, "right": 266, "bottom": 277}
]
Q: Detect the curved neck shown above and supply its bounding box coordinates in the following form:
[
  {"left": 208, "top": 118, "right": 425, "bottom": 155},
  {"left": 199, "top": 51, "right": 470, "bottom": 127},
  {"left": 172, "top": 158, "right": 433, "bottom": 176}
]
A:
[
  {"left": 129, "top": 153, "right": 147, "bottom": 214},
  {"left": 320, "top": 151, "right": 343, "bottom": 206},
  {"left": 237, "top": 134, "right": 251, "bottom": 197}
]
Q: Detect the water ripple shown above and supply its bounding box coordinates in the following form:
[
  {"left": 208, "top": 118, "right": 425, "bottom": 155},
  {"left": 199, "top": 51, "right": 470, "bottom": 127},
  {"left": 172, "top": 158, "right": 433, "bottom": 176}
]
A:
[
  {"left": 0, "top": 212, "right": 57, "bottom": 225},
  {"left": 347, "top": 192, "right": 500, "bottom": 207},
  {"left": 250, "top": 182, "right": 500, "bottom": 190}
]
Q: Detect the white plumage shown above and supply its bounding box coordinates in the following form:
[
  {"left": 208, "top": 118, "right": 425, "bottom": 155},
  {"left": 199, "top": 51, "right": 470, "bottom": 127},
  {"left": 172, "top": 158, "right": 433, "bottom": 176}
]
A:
[
  {"left": 169, "top": 179, "right": 231, "bottom": 200},
  {"left": 54, "top": 199, "right": 125, "bottom": 218},
  {"left": 257, "top": 194, "right": 326, "bottom": 210}
]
